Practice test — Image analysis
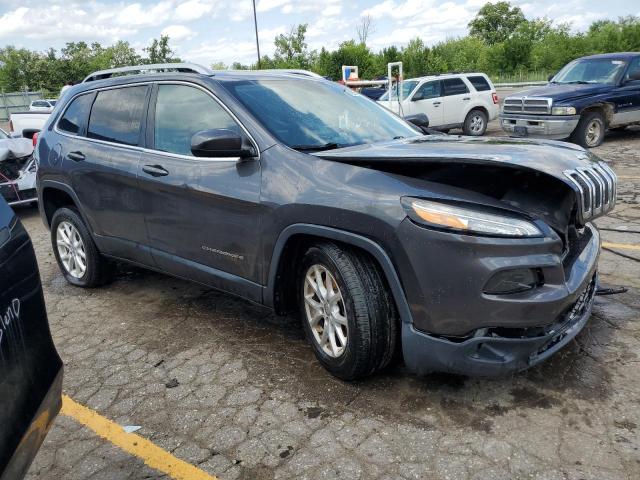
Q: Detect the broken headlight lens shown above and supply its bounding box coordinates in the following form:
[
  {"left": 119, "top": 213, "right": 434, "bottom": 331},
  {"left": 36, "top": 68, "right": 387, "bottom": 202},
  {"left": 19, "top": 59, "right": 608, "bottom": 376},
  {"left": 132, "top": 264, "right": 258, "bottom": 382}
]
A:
[
  {"left": 403, "top": 198, "right": 542, "bottom": 237},
  {"left": 551, "top": 106, "right": 576, "bottom": 115}
]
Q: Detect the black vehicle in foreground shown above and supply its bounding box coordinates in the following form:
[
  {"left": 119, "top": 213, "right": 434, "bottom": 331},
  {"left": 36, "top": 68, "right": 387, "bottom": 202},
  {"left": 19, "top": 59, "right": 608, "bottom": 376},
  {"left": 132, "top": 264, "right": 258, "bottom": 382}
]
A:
[
  {"left": 501, "top": 52, "right": 640, "bottom": 148},
  {"left": 36, "top": 63, "right": 616, "bottom": 380},
  {"left": 0, "top": 198, "right": 62, "bottom": 479}
]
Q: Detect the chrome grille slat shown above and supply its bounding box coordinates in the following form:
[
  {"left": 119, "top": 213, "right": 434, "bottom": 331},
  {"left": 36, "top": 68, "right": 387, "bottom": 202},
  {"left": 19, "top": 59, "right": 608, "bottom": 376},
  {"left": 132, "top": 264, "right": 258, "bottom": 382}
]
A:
[
  {"left": 502, "top": 96, "right": 552, "bottom": 114},
  {"left": 563, "top": 162, "right": 617, "bottom": 225}
]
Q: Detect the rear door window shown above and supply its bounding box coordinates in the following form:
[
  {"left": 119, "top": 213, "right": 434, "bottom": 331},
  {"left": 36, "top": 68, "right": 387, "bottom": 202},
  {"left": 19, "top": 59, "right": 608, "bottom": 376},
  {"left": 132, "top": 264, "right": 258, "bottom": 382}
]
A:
[
  {"left": 442, "top": 78, "right": 470, "bottom": 96},
  {"left": 58, "top": 94, "right": 94, "bottom": 135},
  {"left": 467, "top": 75, "right": 491, "bottom": 91},
  {"left": 153, "top": 84, "right": 240, "bottom": 156},
  {"left": 87, "top": 86, "right": 148, "bottom": 146}
]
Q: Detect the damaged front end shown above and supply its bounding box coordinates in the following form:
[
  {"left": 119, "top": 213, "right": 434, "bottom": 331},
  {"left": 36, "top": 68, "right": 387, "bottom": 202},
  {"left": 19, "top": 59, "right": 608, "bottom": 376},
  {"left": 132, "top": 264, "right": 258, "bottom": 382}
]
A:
[
  {"left": 317, "top": 135, "right": 616, "bottom": 375},
  {"left": 0, "top": 138, "right": 37, "bottom": 206}
]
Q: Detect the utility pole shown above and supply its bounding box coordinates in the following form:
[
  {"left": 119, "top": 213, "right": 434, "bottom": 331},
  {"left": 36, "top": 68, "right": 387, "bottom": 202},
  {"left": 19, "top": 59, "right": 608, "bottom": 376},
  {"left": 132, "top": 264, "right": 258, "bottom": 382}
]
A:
[{"left": 252, "top": 0, "right": 261, "bottom": 69}]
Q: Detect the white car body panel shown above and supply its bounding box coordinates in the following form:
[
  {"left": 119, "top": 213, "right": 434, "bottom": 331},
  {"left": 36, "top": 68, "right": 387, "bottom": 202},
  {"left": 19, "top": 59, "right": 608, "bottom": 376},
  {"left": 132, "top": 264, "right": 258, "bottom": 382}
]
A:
[{"left": 378, "top": 73, "right": 499, "bottom": 133}]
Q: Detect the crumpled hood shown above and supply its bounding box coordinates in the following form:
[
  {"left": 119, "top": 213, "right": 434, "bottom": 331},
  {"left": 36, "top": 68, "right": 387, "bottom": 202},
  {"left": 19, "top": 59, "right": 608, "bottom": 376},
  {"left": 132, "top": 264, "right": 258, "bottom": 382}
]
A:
[
  {"left": 0, "top": 137, "right": 34, "bottom": 162},
  {"left": 512, "top": 83, "right": 611, "bottom": 103},
  {"left": 316, "top": 135, "right": 598, "bottom": 183}
]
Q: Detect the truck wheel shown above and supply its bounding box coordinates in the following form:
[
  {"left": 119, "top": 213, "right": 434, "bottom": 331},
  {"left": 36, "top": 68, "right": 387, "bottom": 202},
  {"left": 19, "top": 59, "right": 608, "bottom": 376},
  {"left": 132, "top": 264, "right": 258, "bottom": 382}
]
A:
[
  {"left": 298, "top": 242, "right": 397, "bottom": 380},
  {"left": 463, "top": 109, "right": 488, "bottom": 136},
  {"left": 51, "top": 207, "right": 115, "bottom": 287},
  {"left": 572, "top": 111, "right": 605, "bottom": 148}
]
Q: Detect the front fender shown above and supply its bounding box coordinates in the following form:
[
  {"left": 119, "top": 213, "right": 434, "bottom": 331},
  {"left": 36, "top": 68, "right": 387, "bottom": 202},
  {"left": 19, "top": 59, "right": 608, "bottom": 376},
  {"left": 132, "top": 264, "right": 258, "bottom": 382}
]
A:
[{"left": 263, "top": 223, "right": 413, "bottom": 325}]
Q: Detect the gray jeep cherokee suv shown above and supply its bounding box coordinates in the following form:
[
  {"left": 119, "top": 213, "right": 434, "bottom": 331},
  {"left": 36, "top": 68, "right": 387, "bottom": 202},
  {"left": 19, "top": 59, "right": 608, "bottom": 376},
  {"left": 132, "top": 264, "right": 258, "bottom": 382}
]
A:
[{"left": 36, "top": 63, "right": 616, "bottom": 380}]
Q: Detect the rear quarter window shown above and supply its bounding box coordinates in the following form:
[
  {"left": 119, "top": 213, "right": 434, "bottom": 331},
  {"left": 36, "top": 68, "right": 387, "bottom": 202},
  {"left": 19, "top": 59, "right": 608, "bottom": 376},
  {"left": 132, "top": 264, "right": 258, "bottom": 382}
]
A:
[
  {"left": 58, "top": 94, "right": 94, "bottom": 135},
  {"left": 87, "top": 86, "right": 148, "bottom": 146},
  {"left": 467, "top": 75, "right": 491, "bottom": 91}
]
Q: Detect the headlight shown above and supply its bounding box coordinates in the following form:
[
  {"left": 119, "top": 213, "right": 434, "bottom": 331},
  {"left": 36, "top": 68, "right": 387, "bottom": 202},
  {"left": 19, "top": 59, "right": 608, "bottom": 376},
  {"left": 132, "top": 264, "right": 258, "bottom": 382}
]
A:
[
  {"left": 551, "top": 106, "right": 576, "bottom": 115},
  {"left": 403, "top": 198, "right": 542, "bottom": 237}
]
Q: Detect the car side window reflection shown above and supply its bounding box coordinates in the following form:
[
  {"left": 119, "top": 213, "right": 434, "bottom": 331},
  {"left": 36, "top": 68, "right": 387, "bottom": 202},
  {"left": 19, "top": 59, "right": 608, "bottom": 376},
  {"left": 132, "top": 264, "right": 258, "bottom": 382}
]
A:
[
  {"left": 154, "top": 85, "right": 240, "bottom": 156},
  {"left": 58, "top": 94, "right": 94, "bottom": 135},
  {"left": 415, "top": 81, "right": 441, "bottom": 100}
]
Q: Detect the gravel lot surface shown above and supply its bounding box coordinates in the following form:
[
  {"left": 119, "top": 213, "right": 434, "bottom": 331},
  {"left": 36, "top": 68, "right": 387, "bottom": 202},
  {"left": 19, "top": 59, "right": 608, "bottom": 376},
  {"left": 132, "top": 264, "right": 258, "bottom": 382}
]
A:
[{"left": 19, "top": 122, "right": 640, "bottom": 480}]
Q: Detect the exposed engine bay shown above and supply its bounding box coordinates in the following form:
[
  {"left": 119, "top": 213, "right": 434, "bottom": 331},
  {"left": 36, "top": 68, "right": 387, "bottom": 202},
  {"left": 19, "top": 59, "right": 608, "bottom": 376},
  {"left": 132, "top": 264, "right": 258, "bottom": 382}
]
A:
[{"left": 0, "top": 137, "right": 37, "bottom": 205}]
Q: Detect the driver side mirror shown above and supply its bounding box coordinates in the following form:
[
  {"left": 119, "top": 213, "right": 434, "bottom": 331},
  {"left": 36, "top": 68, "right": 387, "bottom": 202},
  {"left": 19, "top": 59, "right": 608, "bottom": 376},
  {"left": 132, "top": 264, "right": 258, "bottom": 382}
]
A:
[
  {"left": 191, "top": 129, "right": 256, "bottom": 158},
  {"left": 404, "top": 113, "right": 430, "bottom": 129},
  {"left": 411, "top": 92, "right": 424, "bottom": 101},
  {"left": 626, "top": 70, "right": 640, "bottom": 82}
]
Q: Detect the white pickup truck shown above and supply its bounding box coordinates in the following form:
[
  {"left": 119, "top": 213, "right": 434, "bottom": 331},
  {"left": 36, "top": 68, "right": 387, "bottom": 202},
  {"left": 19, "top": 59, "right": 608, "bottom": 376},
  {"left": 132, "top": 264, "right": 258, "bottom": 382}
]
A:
[{"left": 8, "top": 111, "right": 51, "bottom": 139}]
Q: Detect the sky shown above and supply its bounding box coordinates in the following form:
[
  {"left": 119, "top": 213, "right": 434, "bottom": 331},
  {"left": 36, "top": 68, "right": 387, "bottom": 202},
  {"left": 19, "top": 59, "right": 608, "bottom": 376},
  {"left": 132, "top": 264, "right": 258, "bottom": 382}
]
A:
[{"left": 0, "top": 0, "right": 638, "bottom": 66}]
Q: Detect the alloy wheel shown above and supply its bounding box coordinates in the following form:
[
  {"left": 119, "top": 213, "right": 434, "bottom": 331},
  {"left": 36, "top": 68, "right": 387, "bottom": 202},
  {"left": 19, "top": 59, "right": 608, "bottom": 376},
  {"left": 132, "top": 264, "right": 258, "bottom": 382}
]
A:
[
  {"left": 56, "top": 221, "right": 87, "bottom": 278},
  {"left": 303, "top": 264, "right": 348, "bottom": 358},
  {"left": 470, "top": 114, "right": 485, "bottom": 134},
  {"left": 585, "top": 119, "right": 603, "bottom": 147}
]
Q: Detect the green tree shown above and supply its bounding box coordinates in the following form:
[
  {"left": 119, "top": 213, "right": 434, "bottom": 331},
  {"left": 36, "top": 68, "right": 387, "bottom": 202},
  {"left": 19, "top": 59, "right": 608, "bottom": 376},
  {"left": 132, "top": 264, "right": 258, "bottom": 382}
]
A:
[
  {"left": 144, "top": 35, "right": 181, "bottom": 64},
  {"left": 271, "top": 24, "right": 315, "bottom": 69},
  {"left": 468, "top": 1, "right": 526, "bottom": 45},
  {"left": 401, "top": 38, "right": 429, "bottom": 78}
]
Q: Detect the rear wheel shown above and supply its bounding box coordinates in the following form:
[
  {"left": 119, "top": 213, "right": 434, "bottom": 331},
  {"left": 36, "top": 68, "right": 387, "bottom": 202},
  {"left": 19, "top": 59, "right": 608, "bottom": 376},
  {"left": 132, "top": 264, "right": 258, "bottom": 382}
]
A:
[
  {"left": 463, "top": 109, "right": 488, "bottom": 136},
  {"left": 51, "top": 207, "right": 115, "bottom": 287},
  {"left": 571, "top": 111, "right": 605, "bottom": 148},
  {"left": 298, "top": 242, "right": 397, "bottom": 380}
]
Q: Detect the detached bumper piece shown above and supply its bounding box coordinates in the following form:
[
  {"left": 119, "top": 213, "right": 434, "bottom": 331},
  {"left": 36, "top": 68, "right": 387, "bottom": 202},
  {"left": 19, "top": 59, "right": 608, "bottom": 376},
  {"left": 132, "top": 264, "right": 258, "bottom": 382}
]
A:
[{"left": 402, "top": 274, "right": 597, "bottom": 377}]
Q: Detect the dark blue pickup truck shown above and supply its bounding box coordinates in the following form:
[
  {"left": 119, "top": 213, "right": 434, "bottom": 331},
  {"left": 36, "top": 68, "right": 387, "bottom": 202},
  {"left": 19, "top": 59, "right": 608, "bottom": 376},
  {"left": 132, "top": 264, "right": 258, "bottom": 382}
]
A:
[{"left": 500, "top": 52, "right": 640, "bottom": 147}]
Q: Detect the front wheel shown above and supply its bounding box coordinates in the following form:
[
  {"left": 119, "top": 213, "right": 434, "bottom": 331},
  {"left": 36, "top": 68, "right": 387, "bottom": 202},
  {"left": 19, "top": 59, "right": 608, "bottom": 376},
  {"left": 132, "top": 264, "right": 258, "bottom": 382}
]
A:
[
  {"left": 571, "top": 111, "right": 605, "bottom": 148},
  {"left": 298, "top": 243, "right": 397, "bottom": 380},
  {"left": 463, "top": 109, "right": 488, "bottom": 136}
]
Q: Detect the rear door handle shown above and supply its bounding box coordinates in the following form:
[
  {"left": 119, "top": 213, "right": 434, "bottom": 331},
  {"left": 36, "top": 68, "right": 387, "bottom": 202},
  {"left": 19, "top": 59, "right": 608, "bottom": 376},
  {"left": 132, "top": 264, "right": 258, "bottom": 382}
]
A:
[
  {"left": 67, "top": 151, "right": 85, "bottom": 162},
  {"left": 142, "top": 164, "right": 169, "bottom": 177},
  {"left": 462, "top": 97, "right": 471, "bottom": 101},
  {"left": 433, "top": 101, "right": 441, "bottom": 106}
]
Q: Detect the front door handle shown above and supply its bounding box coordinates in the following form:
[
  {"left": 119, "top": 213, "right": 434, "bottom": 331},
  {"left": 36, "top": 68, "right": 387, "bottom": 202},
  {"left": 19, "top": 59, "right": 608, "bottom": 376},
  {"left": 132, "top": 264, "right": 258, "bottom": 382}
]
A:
[
  {"left": 462, "top": 97, "right": 471, "bottom": 101},
  {"left": 67, "top": 151, "right": 85, "bottom": 162},
  {"left": 433, "top": 101, "right": 441, "bottom": 106},
  {"left": 142, "top": 164, "right": 169, "bottom": 177}
]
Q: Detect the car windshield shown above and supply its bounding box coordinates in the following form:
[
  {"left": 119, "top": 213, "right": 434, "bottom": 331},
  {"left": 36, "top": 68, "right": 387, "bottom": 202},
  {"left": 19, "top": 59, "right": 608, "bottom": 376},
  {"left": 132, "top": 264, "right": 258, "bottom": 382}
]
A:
[
  {"left": 378, "top": 80, "right": 418, "bottom": 101},
  {"left": 224, "top": 78, "right": 419, "bottom": 150},
  {"left": 552, "top": 58, "right": 628, "bottom": 85}
]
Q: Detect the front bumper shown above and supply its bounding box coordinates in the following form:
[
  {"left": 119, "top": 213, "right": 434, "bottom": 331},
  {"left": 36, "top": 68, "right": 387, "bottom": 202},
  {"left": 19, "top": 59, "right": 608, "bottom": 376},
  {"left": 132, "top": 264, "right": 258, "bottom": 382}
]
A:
[
  {"left": 402, "top": 274, "right": 597, "bottom": 377},
  {"left": 395, "top": 217, "right": 601, "bottom": 376},
  {"left": 500, "top": 113, "right": 580, "bottom": 139}
]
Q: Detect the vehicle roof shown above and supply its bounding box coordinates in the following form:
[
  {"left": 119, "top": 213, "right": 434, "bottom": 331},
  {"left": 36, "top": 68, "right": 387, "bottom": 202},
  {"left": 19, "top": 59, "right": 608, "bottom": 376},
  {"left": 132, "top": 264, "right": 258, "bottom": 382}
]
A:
[
  {"left": 579, "top": 52, "right": 640, "bottom": 60},
  {"left": 406, "top": 72, "right": 490, "bottom": 82}
]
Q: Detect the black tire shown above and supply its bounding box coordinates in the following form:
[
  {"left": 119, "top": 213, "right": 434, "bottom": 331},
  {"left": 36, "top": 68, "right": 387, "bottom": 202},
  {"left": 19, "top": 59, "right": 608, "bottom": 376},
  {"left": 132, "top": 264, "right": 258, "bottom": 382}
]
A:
[
  {"left": 571, "top": 111, "right": 606, "bottom": 148},
  {"left": 50, "top": 207, "right": 115, "bottom": 287},
  {"left": 463, "top": 109, "right": 488, "bottom": 136},
  {"left": 298, "top": 242, "right": 397, "bottom": 380}
]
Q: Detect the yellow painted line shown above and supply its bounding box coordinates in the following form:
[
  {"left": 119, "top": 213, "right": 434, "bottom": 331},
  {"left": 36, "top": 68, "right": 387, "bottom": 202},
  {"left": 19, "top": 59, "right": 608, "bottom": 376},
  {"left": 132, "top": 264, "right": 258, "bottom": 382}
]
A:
[
  {"left": 60, "top": 395, "right": 217, "bottom": 480},
  {"left": 602, "top": 242, "right": 640, "bottom": 251}
]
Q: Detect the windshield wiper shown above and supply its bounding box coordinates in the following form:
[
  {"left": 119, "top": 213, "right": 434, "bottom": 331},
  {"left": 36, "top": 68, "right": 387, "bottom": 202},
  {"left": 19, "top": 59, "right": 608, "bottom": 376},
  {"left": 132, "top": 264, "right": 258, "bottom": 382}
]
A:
[
  {"left": 290, "top": 142, "right": 341, "bottom": 152},
  {"left": 564, "top": 81, "right": 593, "bottom": 84}
]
